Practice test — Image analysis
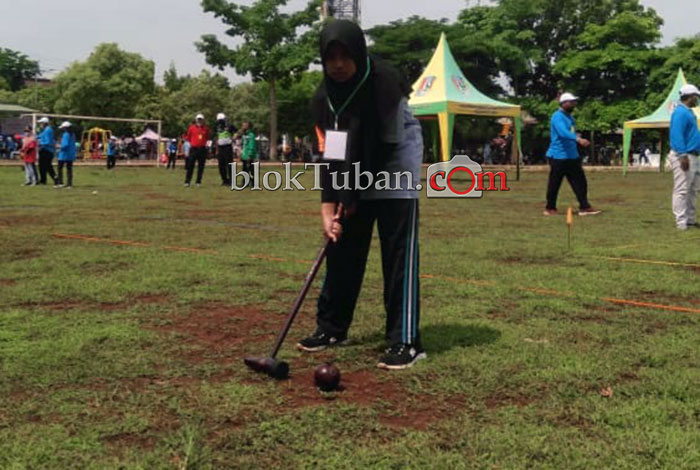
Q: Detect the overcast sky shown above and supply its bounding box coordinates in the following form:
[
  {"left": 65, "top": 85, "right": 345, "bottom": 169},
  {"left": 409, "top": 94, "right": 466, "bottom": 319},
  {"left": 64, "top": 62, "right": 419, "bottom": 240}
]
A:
[{"left": 3, "top": 0, "right": 699, "bottom": 84}]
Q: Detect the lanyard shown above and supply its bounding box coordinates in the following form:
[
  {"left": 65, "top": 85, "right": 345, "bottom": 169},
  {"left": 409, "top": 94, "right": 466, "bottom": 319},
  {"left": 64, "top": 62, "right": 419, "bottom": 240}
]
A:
[{"left": 327, "top": 57, "right": 371, "bottom": 130}]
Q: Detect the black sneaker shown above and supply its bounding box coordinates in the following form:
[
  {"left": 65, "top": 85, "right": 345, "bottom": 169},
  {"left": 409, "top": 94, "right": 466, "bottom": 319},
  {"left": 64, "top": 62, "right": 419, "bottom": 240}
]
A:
[
  {"left": 296, "top": 330, "right": 346, "bottom": 352},
  {"left": 377, "top": 344, "right": 427, "bottom": 370}
]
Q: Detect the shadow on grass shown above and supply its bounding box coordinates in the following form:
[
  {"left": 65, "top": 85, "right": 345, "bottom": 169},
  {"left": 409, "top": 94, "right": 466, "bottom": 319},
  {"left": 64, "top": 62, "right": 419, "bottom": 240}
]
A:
[{"left": 422, "top": 323, "right": 501, "bottom": 355}]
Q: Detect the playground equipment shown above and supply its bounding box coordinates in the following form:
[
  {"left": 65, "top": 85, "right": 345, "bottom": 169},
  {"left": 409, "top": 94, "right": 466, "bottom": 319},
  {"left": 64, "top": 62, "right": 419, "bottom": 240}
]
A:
[{"left": 81, "top": 127, "right": 113, "bottom": 160}]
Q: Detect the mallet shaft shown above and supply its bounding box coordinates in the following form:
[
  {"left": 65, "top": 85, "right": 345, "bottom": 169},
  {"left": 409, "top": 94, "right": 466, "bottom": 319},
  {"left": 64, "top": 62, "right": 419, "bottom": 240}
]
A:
[{"left": 269, "top": 239, "right": 331, "bottom": 359}]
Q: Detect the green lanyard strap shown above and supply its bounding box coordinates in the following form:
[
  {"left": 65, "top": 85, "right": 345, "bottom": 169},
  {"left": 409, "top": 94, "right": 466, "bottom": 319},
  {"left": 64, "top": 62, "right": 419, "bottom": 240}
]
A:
[{"left": 326, "top": 57, "right": 371, "bottom": 130}]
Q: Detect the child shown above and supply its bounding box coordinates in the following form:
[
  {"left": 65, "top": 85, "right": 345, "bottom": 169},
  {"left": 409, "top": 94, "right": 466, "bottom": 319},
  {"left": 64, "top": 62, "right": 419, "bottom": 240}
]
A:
[
  {"left": 56, "top": 121, "right": 77, "bottom": 188},
  {"left": 107, "top": 136, "right": 117, "bottom": 169},
  {"left": 296, "top": 20, "right": 425, "bottom": 370},
  {"left": 167, "top": 138, "right": 178, "bottom": 169},
  {"left": 21, "top": 127, "right": 38, "bottom": 186}
]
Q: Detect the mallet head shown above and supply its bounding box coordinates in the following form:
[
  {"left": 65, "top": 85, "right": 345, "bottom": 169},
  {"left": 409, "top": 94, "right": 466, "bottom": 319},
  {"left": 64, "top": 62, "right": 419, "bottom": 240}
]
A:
[{"left": 243, "top": 357, "right": 289, "bottom": 380}]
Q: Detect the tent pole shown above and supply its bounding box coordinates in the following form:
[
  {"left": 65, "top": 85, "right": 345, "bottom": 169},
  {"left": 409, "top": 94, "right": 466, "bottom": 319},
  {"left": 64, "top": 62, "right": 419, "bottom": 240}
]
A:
[
  {"left": 157, "top": 121, "right": 162, "bottom": 168},
  {"left": 510, "top": 118, "right": 520, "bottom": 181},
  {"left": 660, "top": 129, "right": 666, "bottom": 174}
]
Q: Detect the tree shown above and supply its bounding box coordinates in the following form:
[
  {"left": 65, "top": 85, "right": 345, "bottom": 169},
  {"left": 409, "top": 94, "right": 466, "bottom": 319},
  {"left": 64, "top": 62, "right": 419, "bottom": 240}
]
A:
[
  {"left": 163, "top": 62, "right": 190, "bottom": 93},
  {"left": 647, "top": 35, "right": 700, "bottom": 107},
  {"left": 52, "top": 43, "right": 155, "bottom": 133},
  {"left": 275, "top": 70, "right": 323, "bottom": 138},
  {"left": 366, "top": 15, "right": 505, "bottom": 96},
  {"left": 554, "top": 10, "right": 665, "bottom": 133},
  {"left": 0, "top": 48, "right": 40, "bottom": 91},
  {"left": 137, "top": 70, "right": 231, "bottom": 137},
  {"left": 228, "top": 82, "right": 270, "bottom": 133},
  {"left": 459, "top": 0, "right": 663, "bottom": 100},
  {"left": 197, "top": 0, "right": 321, "bottom": 159},
  {"left": 367, "top": 17, "right": 451, "bottom": 85}
]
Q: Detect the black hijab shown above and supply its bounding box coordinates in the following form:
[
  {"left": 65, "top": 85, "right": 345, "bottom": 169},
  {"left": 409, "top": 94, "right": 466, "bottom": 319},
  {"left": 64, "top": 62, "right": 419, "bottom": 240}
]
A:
[
  {"left": 312, "top": 20, "right": 411, "bottom": 129},
  {"left": 311, "top": 20, "right": 411, "bottom": 206}
]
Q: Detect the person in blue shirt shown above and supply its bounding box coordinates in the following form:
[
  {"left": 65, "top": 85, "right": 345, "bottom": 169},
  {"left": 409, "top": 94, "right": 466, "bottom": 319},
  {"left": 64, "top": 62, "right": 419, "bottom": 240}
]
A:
[
  {"left": 669, "top": 84, "right": 700, "bottom": 230},
  {"left": 56, "top": 121, "right": 77, "bottom": 188},
  {"left": 7, "top": 136, "right": 17, "bottom": 158},
  {"left": 36, "top": 117, "right": 58, "bottom": 185},
  {"left": 167, "top": 138, "right": 178, "bottom": 169},
  {"left": 106, "top": 136, "right": 117, "bottom": 170},
  {"left": 544, "top": 93, "right": 601, "bottom": 216}
]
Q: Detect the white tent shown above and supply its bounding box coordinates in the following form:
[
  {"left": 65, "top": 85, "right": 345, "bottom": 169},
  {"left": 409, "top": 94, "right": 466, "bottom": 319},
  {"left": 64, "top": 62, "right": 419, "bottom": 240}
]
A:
[{"left": 135, "top": 129, "right": 160, "bottom": 141}]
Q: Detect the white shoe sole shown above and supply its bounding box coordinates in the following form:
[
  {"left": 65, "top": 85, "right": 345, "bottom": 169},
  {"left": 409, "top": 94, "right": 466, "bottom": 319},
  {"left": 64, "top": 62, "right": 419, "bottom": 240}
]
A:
[
  {"left": 377, "top": 352, "right": 427, "bottom": 370},
  {"left": 296, "top": 339, "right": 347, "bottom": 353}
]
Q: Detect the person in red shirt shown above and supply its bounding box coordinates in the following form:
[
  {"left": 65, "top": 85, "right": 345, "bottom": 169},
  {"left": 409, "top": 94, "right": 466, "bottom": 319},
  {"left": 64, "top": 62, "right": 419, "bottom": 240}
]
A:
[
  {"left": 184, "top": 114, "right": 210, "bottom": 187},
  {"left": 21, "top": 126, "right": 38, "bottom": 186}
]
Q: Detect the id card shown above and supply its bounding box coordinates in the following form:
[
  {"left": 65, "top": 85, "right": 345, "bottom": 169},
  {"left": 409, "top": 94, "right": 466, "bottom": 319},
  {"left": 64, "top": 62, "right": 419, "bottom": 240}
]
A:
[{"left": 324, "top": 130, "right": 348, "bottom": 161}]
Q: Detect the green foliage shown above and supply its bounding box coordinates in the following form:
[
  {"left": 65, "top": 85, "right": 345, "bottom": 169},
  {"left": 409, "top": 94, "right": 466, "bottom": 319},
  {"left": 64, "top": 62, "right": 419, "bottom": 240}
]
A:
[
  {"left": 366, "top": 15, "right": 505, "bottom": 95},
  {"left": 197, "top": 0, "right": 322, "bottom": 158},
  {"left": 0, "top": 48, "right": 40, "bottom": 91},
  {"left": 367, "top": 17, "right": 451, "bottom": 85},
  {"left": 647, "top": 35, "right": 700, "bottom": 110},
  {"left": 273, "top": 70, "right": 323, "bottom": 137},
  {"left": 51, "top": 43, "right": 156, "bottom": 131},
  {"left": 163, "top": 62, "right": 191, "bottom": 93},
  {"left": 227, "top": 82, "right": 269, "bottom": 133},
  {"left": 137, "top": 70, "right": 231, "bottom": 136}
]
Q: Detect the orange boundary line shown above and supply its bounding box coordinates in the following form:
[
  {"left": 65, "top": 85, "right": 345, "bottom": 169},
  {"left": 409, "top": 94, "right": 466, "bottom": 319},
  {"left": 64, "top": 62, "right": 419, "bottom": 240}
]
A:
[
  {"left": 52, "top": 233, "right": 699, "bottom": 315},
  {"left": 603, "top": 298, "right": 700, "bottom": 314},
  {"left": 589, "top": 256, "right": 700, "bottom": 269}
]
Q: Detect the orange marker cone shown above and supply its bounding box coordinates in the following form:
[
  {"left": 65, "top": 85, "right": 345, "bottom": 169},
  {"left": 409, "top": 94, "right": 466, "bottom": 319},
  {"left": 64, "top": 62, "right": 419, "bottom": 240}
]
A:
[{"left": 566, "top": 206, "right": 574, "bottom": 249}]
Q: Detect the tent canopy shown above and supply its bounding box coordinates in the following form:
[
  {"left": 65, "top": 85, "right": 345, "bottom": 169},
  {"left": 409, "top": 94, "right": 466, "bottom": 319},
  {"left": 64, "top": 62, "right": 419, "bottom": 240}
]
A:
[
  {"left": 136, "top": 129, "right": 160, "bottom": 141},
  {"left": 0, "top": 103, "right": 37, "bottom": 115},
  {"left": 624, "top": 69, "right": 700, "bottom": 130},
  {"left": 408, "top": 33, "right": 521, "bottom": 164},
  {"left": 622, "top": 68, "right": 700, "bottom": 174}
]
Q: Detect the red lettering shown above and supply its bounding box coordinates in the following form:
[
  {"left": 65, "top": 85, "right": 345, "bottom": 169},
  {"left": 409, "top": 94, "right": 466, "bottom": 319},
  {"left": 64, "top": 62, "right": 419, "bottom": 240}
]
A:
[
  {"left": 446, "top": 166, "right": 476, "bottom": 195},
  {"left": 429, "top": 170, "right": 446, "bottom": 191},
  {"left": 475, "top": 171, "right": 509, "bottom": 191}
]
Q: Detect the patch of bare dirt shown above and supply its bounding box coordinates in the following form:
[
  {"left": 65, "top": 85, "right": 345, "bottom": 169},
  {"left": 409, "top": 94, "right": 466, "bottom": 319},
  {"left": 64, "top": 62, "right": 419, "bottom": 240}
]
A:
[
  {"left": 0, "top": 214, "right": 48, "bottom": 227},
  {"left": 0, "top": 278, "right": 17, "bottom": 286},
  {"left": 6, "top": 248, "right": 41, "bottom": 262},
  {"left": 149, "top": 303, "right": 285, "bottom": 364},
  {"left": 101, "top": 432, "right": 156, "bottom": 451},
  {"left": 269, "top": 365, "right": 468, "bottom": 431},
  {"left": 133, "top": 293, "right": 171, "bottom": 304}
]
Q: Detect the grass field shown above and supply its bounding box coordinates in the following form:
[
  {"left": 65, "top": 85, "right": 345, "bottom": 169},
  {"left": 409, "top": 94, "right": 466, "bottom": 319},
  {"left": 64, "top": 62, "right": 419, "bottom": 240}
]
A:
[{"left": 1, "top": 163, "right": 698, "bottom": 469}]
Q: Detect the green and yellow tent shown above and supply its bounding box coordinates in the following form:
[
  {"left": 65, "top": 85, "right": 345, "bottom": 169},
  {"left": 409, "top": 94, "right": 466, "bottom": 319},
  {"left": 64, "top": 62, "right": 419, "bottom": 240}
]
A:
[
  {"left": 408, "top": 33, "right": 522, "bottom": 170},
  {"left": 622, "top": 68, "right": 700, "bottom": 175}
]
